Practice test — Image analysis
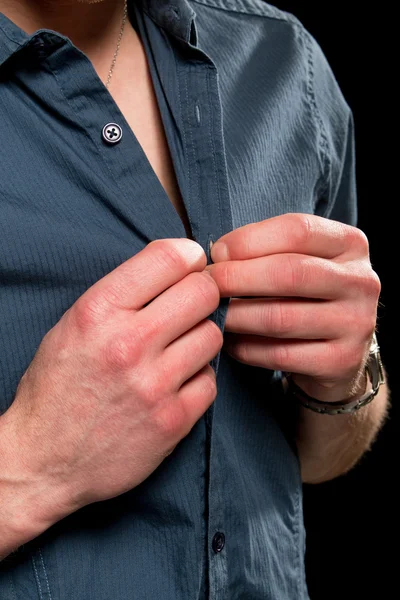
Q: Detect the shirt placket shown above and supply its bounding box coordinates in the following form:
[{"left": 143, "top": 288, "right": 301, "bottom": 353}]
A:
[{"left": 171, "top": 38, "right": 233, "bottom": 600}]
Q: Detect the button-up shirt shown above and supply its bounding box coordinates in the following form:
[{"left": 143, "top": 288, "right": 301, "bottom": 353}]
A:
[{"left": 0, "top": 1, "right": 356, "bottom": 598}]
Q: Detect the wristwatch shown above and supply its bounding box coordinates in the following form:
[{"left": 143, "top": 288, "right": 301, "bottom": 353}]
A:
[{"left": 283, "top": 333, "right": 385, "bottom": 416}]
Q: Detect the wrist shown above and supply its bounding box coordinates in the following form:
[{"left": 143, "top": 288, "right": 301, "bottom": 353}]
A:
[
  {"left": 290, "top": 370, "right": 368, "bottom": 404},
  {"left": 291, "top": 334, "right": 383, "bottom": 406},
  {"left": 0, "top": 408, "right": 71, "bottom": 558}
]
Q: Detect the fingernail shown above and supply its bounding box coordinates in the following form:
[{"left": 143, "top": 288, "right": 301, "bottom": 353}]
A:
[
  {"left": 211, "top": 242, "right": 229, "bottom": 262},
  {"left": 180, "top": 239, "right": 207, "bottom": 263}
]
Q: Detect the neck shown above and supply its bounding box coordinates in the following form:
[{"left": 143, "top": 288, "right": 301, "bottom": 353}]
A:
[{"left": 0, "top": 1, "right": 128, "bottom": 50}]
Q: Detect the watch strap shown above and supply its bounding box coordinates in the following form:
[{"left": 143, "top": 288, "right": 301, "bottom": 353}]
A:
[{"left": 283, "top": 334, "right": 385, "bottom": 416}]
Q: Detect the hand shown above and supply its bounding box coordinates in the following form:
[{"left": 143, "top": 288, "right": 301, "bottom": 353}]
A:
[
  {"left": 1, "top": 239, "right": 222, "bottom": 536},
  {"left": 207, "top": 213, "right": 381, "bottom": 402}
]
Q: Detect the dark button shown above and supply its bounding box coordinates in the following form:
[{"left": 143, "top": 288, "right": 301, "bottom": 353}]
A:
[
  {"left": 212, "top": 532, "right": 225, "bottom": 553},
  {"left": 102, "top": 123, "right": 123, "bottom": 145}
]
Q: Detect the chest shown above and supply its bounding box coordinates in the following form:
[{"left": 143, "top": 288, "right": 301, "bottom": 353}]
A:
[
  {"left": 0, "top": 26, "right": 324, "bottom": 414},
  {"left": 105, "top": 34, "right": 192, "bottom": 238}
]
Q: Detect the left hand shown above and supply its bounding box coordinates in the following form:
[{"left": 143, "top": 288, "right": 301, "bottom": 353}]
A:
[{"left": 206, "top": 213, "right": 381, "bottom": 402}]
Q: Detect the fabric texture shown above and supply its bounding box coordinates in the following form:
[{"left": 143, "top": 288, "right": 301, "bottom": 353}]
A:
[{"left": 0, "top": 0, "right": 356, "bottom": 598}]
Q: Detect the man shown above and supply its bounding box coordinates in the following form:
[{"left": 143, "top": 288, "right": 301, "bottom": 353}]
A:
[{"left": 0, "top": 0, "right": 388, "bottom": 598}]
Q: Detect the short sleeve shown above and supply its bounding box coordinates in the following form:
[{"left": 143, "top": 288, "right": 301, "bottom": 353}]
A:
[{"left": 306, "top": 31, "right": 358, "bottom": 227}]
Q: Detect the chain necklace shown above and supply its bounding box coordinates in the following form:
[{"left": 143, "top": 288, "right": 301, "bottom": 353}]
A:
[{"left": 106, "top": 0, "right": 128, "bottom": 89}]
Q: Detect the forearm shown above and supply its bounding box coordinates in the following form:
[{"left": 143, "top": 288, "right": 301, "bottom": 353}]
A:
[{"left": 296, "top": 380, "right": 389, "bottom": 484}]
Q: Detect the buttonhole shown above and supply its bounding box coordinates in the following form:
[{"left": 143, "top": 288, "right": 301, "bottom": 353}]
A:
[{"left": 195, "top": 104, "right": 201, "bottom": 125}]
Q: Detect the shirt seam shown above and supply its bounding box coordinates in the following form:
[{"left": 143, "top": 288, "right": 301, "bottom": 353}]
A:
[
  {"left": 190, "top": 0, "right": 332, "bottom": 201},
  {"left": 205, "top": 68, "right": 224, "bottom": 236},
  {"left": 301, "top": 27, "right": 332, "bottom": 200},
  {"left": 31, "top": 554, "right": 44, "bottom": 600},
  {"left": 293, "top": 483, "right": 301, "bottom": 596},
  {"left": 140, "top": 7, "right": 192, "bottom": 44},
  {"left": 190, "top": 0, "right": 300, "bottom": 26},
  {"left": 0, "top": 22, "right": 24, "bottom": 48}
]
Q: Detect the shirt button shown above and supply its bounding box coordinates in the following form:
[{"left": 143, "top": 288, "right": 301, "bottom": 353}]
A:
[
  {"left": 212, "top": 531, "right": 225, "bottom": 553},
  {"left": 102, "top": 123, "right": 123, "bottom": 144}
]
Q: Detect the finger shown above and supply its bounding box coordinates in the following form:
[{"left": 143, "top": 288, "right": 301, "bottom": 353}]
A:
[
  {"left": 177, "top": 365, "right": 217, "bottom": 430},
  {"left": 210, "top": 214, "right": 369, "bottom": 262},
  {"left": 84, "top": 238, "right": 207, "bottom": 313},
  {"left": 135, "top": 271, "right": 220, "bottom": 350},
  {"left": 224, "top": 335, "right": 338, "bottom": 378},
  {"left": 162, "top": 319, "right": 223, "bottom": 389},
  {"left": 207, "top": 254, "right": 347, "bottom": 299},
  {"left": 225, "top": 297, "right": 351, "bottom": 339}
]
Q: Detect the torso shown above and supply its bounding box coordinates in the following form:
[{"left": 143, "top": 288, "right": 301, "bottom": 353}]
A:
[{"left": 91, "top": 21, "right": 193, "bottom": 240}]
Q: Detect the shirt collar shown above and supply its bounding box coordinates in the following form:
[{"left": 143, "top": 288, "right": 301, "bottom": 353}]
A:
[
  {"left": 139, "top": 0, "right": 196, "bottom": 42},
  {"left": 0, "top": 0, "right": 196, "bottom": 68}
]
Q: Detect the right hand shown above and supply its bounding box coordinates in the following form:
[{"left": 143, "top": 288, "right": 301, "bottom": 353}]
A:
[{"left": 1, "top": 238, "right": 222, "bottom": 533}]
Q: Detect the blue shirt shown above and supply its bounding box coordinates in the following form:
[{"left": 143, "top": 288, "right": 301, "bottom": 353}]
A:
[{"left": 0, "top": 1, "right": 356, "bottom": 598}]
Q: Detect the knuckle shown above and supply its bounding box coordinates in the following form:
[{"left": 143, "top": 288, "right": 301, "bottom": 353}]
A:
[
  {"left": 270, "top": 343, "right": 291, "bottom": 370},
  {"left": 152, "top": 406, "right": 183, "bottom": 440},
  {"left": 346, "top": 226, "right": 370, "bottom": 254},
  {"left": 281, "top": 254, "right": 310, "bottom": 292},
  {"left": 135, "top": 316, "right": 160, "bottom": 347},
  {"left": 267, "top": 302, "right": 294, "bottom": 336},
  {"left": 230, "top": 230, "right": 249, "bottom": 259},
  {"left": 150, "top": 241, "right": 188, "bottom": 273},
  {"left": 201, "top": 320, "right": 224, "bottom": 350},
  {"left": 136, "top": 373, "right": 166, "bottom": 408},
  {"left": 184, "top": 382, "right": 217, "bottom": 422},
  {"left": 290, "top": 214, "right": 314, "bottom": 246},
  {"left": 102, "top": 330, "right": 144, "bottom": 371},
  {"left": 188, "top": 272, "right": 220, "bottom": 310},
  {"left": 231, "top": 339, "right": 249, "bottom": 363},
  {"left": 368, "top": 270, "right": 381, "bottom": 299},
  {"left": 178, "top": 368, "right": 217, "bottom": 437},
  {"left": 73, "top": 293, "right": 108, "bottom": 331},
  {"left": 352, "top": 266, "right": 381, "bottom": 299},
  {"left": 197, "top": 367, "right": 218, "bottom": 401},
  {"left": 216, "top": 261, "right": 235, "bottom": 295}
]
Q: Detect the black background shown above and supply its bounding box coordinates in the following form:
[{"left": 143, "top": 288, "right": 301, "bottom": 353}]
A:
[{"left": 271, "top": 3, "right": 396, "bottom": 599}]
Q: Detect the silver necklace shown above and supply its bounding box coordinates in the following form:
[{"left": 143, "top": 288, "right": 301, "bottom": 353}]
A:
[{"left": 106, "top": 0, "right": 128, "bottom": 89}]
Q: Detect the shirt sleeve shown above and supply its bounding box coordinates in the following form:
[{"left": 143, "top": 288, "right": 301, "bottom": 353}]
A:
[{"left": 305, "top": 30, "right": 358, "bottom": 227}]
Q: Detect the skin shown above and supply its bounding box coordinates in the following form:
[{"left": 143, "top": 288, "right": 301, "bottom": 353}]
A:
[
  {"left": 0, "top": 1, "right": 129, "bottom": 78},
  {"left": 0, "top": 0, "right": 389, "bottom": 561},
  {"left": 206, "top": 214, "right": 388, "bottom": 483},
  {"left": 0, "top": 239, "right": 223, "bottom": 559}
]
